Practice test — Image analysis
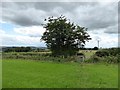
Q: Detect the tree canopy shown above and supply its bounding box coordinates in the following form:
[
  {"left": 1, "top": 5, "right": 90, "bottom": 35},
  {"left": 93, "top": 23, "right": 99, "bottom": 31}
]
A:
[{"left": 41, "top": 15, "right": 91, "bottom": 57}]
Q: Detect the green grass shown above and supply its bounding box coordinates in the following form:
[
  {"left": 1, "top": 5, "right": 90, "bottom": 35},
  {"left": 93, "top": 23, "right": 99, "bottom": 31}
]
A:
[{"left": 2, "top": 59, "right": 118, "bottom": 88}]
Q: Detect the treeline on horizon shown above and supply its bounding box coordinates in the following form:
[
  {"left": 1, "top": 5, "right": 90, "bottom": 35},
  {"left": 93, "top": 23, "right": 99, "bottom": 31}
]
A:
[{"left": 2, "top": 46, "right": 119, "bottom": 52}]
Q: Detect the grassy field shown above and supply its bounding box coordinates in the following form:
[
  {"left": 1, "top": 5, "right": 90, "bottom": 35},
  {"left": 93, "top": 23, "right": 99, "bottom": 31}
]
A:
[
  {"left": 79, "top": 50, "right": 97, "bottom": 59},
  {"left": 2, "top": 59, "right": 118, "bottom": 88}
]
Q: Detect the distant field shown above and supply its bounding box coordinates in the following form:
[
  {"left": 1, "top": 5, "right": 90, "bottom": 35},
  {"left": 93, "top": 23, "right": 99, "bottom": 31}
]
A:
[
  {"left": 2, "top": 59, "right": 118, "bottom": 88},
  {"left": 79, "top": 50, "right": 97, "bottom": 58}
]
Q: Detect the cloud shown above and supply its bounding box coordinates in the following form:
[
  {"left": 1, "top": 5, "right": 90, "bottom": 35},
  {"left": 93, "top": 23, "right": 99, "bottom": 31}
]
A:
[
  {"left": 2, "top": 4, "right": 47, "bottom": 26},
  {"left": 1, "top": 0, "right": 119, "bottom": 2},
  {"left": 0, "top": 29, "right": 5, "bottom": 45},
  {"left": 86, "top": 30, "right": 118, "bottom": 48},
  {"left": 2, "top": 35, "right": 44, "bottom": 46},
  {"left": 0, "top": 25, "right": 118, "bottom": 48},
  {"left": 1, "top": 29, "right": 46, "bottom": 46},
  {"left": 1, "top": 1, "right": 118, "bottom": 47},
  {"left": 1, "top": 2, "right": 118, "bottom": 31},
  {"left": 73, "top": 2, "right": 117, "bottom": 30},
  {"left": 0, "top": 29, "right": 6, "bottom": 34},
  {"left": 14, "top": 26, "right": 46, "bottom": 37},
  {"left": 104, "top": 24, "right": 118, "bottom": 34}
]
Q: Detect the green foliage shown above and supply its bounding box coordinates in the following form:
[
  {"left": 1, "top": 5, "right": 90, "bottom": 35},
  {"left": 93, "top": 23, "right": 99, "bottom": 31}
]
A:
[
  {"left": 100, "top": 48, "right": 120, "bottom": 56},
  {"left": 86, "top": 48, "right": 120, "bottom": 63},
  {"left": 106, "top": 48, "right": 120, "bottom": 56},
  {"left": 102, "top": 55, "right": 119, "bottom": 64},
  {"left": 89, "top": 48, "right": 120, "bottom": 63},
  {"left": 93, "top": 47, "right": 98, "bottom": 50},
  {"left": 85, "top": 55, "right": 101, "bottom": 63},
  {"left": 77, "top": 52, "right": 85, "bottom": 56},
  {"left": 4, "top": 47, "right": 31, "bottom": 52},
  {"left": 41, "top": 15, "right": 91, "bottom": 57},
  {"left": 95, "top": 50, "right": 109, "bottom": 57}
]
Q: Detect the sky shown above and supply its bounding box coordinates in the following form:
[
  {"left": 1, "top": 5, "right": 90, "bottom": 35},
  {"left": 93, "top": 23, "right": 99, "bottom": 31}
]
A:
[{"left": 0, "top": 0, "right": 119, "bottom": 48}]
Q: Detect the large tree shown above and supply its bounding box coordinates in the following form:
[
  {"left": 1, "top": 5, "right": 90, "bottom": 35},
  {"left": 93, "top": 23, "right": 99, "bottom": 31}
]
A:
[{"left": 41, "top": 15, "right": 91, "bottom": 57}]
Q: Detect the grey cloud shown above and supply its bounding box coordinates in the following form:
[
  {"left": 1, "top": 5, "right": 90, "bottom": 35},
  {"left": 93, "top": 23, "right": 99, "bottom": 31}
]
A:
[
  {"left": 73, "top": 3, "right": 117, "bottom": 30},
  {"left": 104, "top": 25, "right": 118, "bottom": 34},
  {"left": 1, "top": 2, "right": 118, "bottom": 32},
  {"left": 2, "top": 2, "right": 47, "bottom": 26},
  {"left": 10, "top": 15, "right": 41, "bottom": 26},
  {"left": 1, "top": 2, "right": 98, "bottom": 26},
  {"left": 29, "top": 35, "right": 41, "bottom": 37},
  {"left": 34, "top": 2, "right": 97, "bottom": 12},
  {"left": 118, "top": 2, "right": 120, "bottom": 34}
]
